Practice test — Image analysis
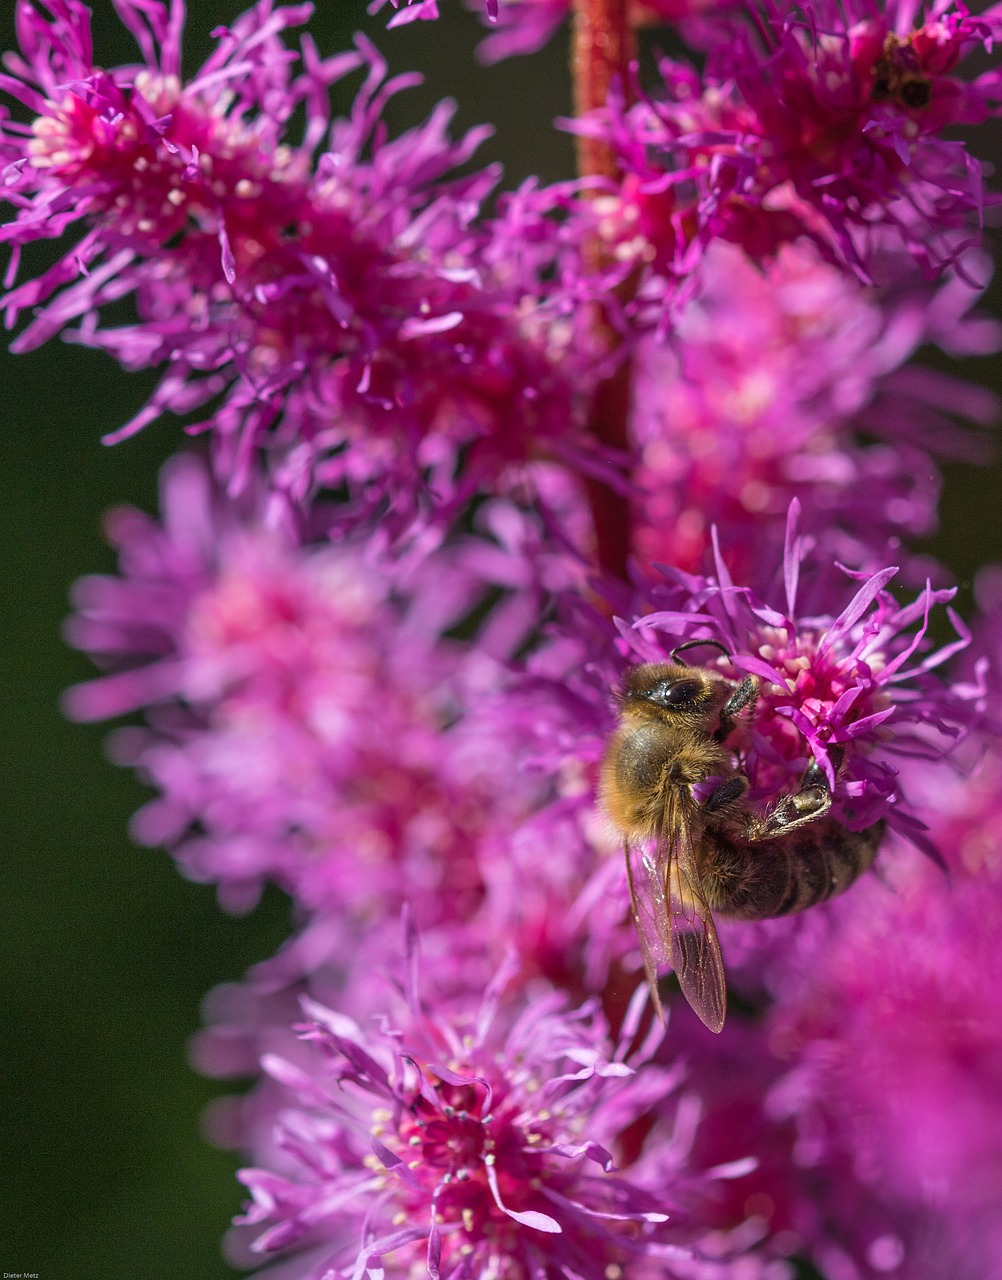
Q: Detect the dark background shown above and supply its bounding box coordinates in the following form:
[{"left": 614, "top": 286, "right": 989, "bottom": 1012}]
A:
[{"left": 2, "top": 3, "right": 999, "bottom": 1276}]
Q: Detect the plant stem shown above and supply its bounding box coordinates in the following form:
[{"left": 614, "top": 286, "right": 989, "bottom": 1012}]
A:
[
  {"left": 572, "top": 0, "right": 635, "bottom": 582},
  {"left": 572, "top": 0, "right": 635, "bottom": 180}
]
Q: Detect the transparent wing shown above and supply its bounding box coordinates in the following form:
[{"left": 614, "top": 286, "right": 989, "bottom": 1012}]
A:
[
  {"left": 625, "top": 790, "right": 727, "bottom": 1033},
  {"left": 665, "top": 801, "right": 727, "bottom": 1034},
  {"left": 624, "top": 835, "right": 673, "bottom": 1025}
]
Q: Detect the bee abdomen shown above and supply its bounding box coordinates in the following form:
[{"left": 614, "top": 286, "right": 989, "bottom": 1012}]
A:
[{"left": 704, "top": 819, "right": 885, "bottom": 920}]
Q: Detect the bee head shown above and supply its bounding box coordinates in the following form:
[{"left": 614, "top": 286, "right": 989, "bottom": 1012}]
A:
[{"left": 622, "top": 662, "right": 723, "bottom": 717}]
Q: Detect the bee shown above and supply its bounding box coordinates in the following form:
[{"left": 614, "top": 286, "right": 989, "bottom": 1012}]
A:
[
  {"left": 601, "top": 649, "right": 885, "bottom": 1032},
  {"left": 870, "top": 36, "right": 932, "bottom": 110}
]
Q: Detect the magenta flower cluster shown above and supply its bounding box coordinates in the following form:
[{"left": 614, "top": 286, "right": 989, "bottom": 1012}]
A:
[{"left": 5, "top": 0, "right": 1002, "bottom": 1276}]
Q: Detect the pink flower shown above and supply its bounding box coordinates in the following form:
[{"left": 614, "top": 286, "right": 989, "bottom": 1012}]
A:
[
  {"left": 631, "top": 239, "right": 999, "bottom": 580},
  {"left": 626, "top": 505, "right": 982, "bottom": 839},
  {"left": 63, "top": 455, "right": 531, "bottom": 921},
  {"left": 581, "top": 0, "right": 1002, "bottom": 284},
  {"left": 228, "top": 943, "right": 710, "bottom": 1280},
  {"left": 1, "top": 1, "right": 609, "bottom": 518},
  {"left": 595, "top": 754, "right": 1002, "bottom": 1278},
  {"left": 758, "top": 763, "right": 1002, "bottom": 1277},
  {"left": 8, "top": 2, "right": 1002, "bottom": 1274}
]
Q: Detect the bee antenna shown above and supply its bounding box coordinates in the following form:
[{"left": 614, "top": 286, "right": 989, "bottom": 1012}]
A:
[{"left": 670, "top": 638, "right": 732, "bottom": 665}]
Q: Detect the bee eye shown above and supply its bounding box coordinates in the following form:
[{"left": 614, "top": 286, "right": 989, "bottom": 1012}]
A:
[{"left": 646, "top": 678, "right": 702, "bottom": 709}]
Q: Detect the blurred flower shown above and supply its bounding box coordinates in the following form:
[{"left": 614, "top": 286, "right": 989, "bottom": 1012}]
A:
[
  {"left": 467, "top": 0, "right": 569, "bottom": 61},
  {"left": 756, "top": 760, "right": 1002, "bottom": 1279},
  {"left": 631, "top": 240, "right": 1000, "bottom": 579},
  {"left": 63, "top": 454, "right": 536, "bottom": 921},
  {"left": 375, "top": 0, "right": 450, "bottom": 25},
  {"left": 600, "top": 754, "right": 1002, "bottom": 1279}
]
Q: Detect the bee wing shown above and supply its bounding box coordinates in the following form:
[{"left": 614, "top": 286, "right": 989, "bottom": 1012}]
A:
[
  {"left": 624, "top": 835, "right": 673, "bottom": 1025},
  {"left": 625, "top": 791, "right": 727, "bottom": 1034},
  {"left": 665, "top": 809, "right": 727, "bottom": 1034}
]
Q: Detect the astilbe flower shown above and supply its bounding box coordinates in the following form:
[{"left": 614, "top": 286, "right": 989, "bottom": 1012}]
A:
[
  {"left": 181, "top": 593, "right": 635, "bottom": 1136},
  {"left": 62, "top": 454, "right": 540, "bottom": 923},
  {"left": 0, "top": 1, "right": 611, "bottom": 523},
  {"left": 188, "top": 910, "right": 639, "bottom": 1200},
  {"left": 62, "top": 453, "right": 637, "bottom": 1004},
  {"left": 463, "top": 0, "right": 570, "bottom": 62},
  {"left": 8, "top": 0, "right": 1002, "bottom": 1272},
  {"left": 596, "top": 767, "right": 1002, "bottom": 1280},
  {"left": 630, "top": 875, "right": 928, "bottom": 1280},
  {"left": 373, "top": 0, "right": 453, "bottom": 26},
  {"left": 746, "top": 760, "right": 1002, "bottom": 1280},
  {"left": 228, "top": 945, "right": 724, "bottom": 1280},
  {"left": 582, "top": 0, "right": 1002, "bottom": 288},
  {"left": 413, "top": 515, "right": 986, "bottom": 1002},
  {"left": 621, "top": 506, "right": 982, "bottom": 842},
  {"left": 631, "top": 239, "right": 999, "bottom": 579},
  {"left": 183, "top": 666, "right": 632, "bottom": 1159},
  {"left": 340, "top": 516, "right": 984, "bottom": 1017},
  {"left": 190, "top": 512, "right": 988, "bottom": 1215},
  {"left": 188, "top": 924, "right": 542, "bottom": 1190},
  {"left": 190, "top": 918, "right": 600, "bottom": 1180},
  {"left": 573, "top": 688, "right": 1002, "bottom": 1277},
  {"left": 465, "top": 510, "right": 981, "bottom": 890}
]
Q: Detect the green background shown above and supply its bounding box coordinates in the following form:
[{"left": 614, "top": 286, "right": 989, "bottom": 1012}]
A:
[{"left": 2, "top": 3, "right": 1000, "bottom": 1276}]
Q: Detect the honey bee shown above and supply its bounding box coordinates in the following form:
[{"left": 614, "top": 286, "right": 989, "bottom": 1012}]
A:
[
  {"left": 601, "top": 651, "right": 885, "bottom": 1032},
  {"left": 870, "top": 36, "right": 932, "bottom": 110}
]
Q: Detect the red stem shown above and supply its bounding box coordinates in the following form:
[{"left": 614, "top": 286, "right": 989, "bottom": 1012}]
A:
[
  {"left": 572, "top": 0, "right": 634, "bottom": 180},
  {"left": 572, "top": 0, "right": 636, "bottom": 582}
]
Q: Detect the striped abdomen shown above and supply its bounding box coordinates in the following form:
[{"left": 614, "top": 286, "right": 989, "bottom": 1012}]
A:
[{"left": 701, "top": 817, "right": 885, "bottom": 920}]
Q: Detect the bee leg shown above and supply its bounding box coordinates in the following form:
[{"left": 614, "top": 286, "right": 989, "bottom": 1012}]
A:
[
  {"left": 747, "top": 753, "right": 838, "bottom": 840},
  {"left": 715, "top": 676, "right": 759, "bottom": 743},
  {"left": 705, "top": 773, "right": 749, "bottom": 814}
]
